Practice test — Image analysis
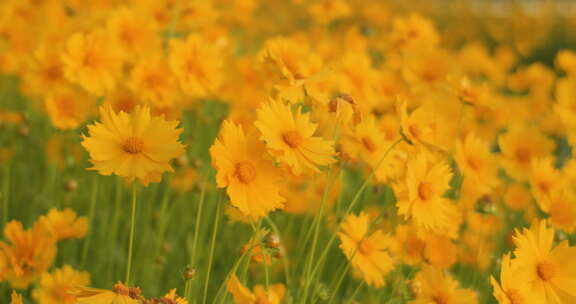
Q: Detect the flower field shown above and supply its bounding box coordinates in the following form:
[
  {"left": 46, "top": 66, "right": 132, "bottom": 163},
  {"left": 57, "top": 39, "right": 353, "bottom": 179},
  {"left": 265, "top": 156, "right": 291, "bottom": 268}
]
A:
[{"left": 2, "top": 0, "right": 576, "bottom": 303}]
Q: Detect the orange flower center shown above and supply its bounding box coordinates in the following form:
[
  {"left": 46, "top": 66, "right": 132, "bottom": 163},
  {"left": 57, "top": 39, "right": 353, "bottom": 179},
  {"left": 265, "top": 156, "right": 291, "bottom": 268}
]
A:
[
  {"left": 282, "top": 131, "right": 303, "bottom": 148},
  {"left": 506, "top": 288, "right": 524, "bottom": 304},
  {"left": 514, "top": 148, "right": 531, "bottom": 164},
  {"left": 123, "top": 137, "right": 144, "bottom": 154},
  {"left": 537, "top": 262, "right": 555, "bottom": 281},
  {"left": 362, "top": 136, "right": 376, "bottom": 153},
  {"left": 418, "top": 182, "right": 433, "bottom": 201},
  {"left": 235, "top": 162, "right": 256, "bottom": 184},
  {"left": 432, "top": 293, "right": 449, "bottom": 304},
  {"left": 358, "top": 239, "right": 373, "bottom": 255}
]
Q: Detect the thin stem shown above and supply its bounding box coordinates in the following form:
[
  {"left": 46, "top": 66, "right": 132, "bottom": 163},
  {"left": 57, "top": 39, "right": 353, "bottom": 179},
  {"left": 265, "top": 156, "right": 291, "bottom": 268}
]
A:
[
  {"left": 203, "top": 199, "right": 222, "bottom": 304},
  {"left": 308, "top": 139, "right": 402, "bottom": 283},
  {"left": 346, "top": 281, "right": 365, "bottom": 304},
  {"left": 81, "top": 176, "right": 98, "bottom": 267},
  {"left": 190, "top": 183, "right": 206, "bottom": 267},
  {"left": 184, "top": 279, "right": 192, "bottom": 302},
  {"left": 125, "top": 182, "right": 137, "bottom": 285}
]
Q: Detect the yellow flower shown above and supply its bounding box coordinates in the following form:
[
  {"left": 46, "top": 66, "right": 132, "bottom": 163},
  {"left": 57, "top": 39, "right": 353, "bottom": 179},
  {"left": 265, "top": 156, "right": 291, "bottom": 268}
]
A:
[
  {"left": 227, "top": 274, "right": 285, "bottom": 304},
  {"left": 454, "top": 133, "right": 498, "bottom": 195},
  {"left": 107, "top": 6, "right": 160, "bottom": 62},
  {"left": 0, "top": 220, "right": 57, "bottom": 288},
  {"left": 44, "top": 87, "right": 93, "bottom": 130},
  {"left": 257, "top": 36, "right": 323, "bottom": 86},
  {"left": 395, "top": 152, "right": 460, "bottom": 238},
  {"left": 33, "top": 265, "right": 90, "bottom": 304},
  {"left": 556, "top": 50, "right": 576, "bottom": 77},
  {"left": 129, "top": 54, "right": 178, "bottom": 107},
  {"left": 169, "top": 34, "right": 223, "bottom": 97},
  {"left": 81, "top": 105, "right": 185, "bottom": 185},
  {"left": 62, "top": 29, "right": 123, "bottom": 95},
  {"left": 11, "top": 291, "right": 22, "bottom": 304},
  {"left": 547, "top": 191, "right": 576, "bottom": 233},
  {"left": 75, "top": 282, "right": 141, "bottom": 304},
  {"left": 255, "top": 99, "right": 335, "bottom": 175},
  {"left": 511, "top": 220, "right": 576, "bottom": 303},
  {"left": 22, "top": 45, "right": 68, "bottom": 97},
  {"left": 43, "top": 208, "right": 88, "bottom": 240},
  {"left": 530, "top": 157, "right": 563, "bottom": 212},
  {"left": 309, "top": 0, "right": 351, "bottom": 25},
  {"left": 409, "top": 265, "right": 477, "bottom": 304},
  {"left": 498, "top": 125, "right": 554, "bottom": 181},
  {"left": 338, "top": 212, "right": 394, "bottom": 287},
  {"left": 210, "top": 120, "right": 285, "bottom": 218},
  {"left": 491, "top": 254, "right": 542, "bottom": 304}
]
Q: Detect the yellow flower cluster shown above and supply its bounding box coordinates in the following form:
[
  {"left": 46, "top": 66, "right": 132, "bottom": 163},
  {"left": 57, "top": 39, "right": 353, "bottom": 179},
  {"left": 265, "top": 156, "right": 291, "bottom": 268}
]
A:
[{"left": 2, "top": 0, "right": 576, "bottom": 303}]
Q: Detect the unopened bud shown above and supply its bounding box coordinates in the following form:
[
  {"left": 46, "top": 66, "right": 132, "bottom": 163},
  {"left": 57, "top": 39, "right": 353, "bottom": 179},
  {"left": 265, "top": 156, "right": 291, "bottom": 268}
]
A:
[
  {"left": 18, "top": 125, "right": 29, "bottom": 137},
  {"left": 182, "top": 266, "right": 197, "bottom": 280},
  {"left": 265, "top": 232, "right": 280, "bottom": 249},
  {"left": 65, "top": 179, "right": 78, "bottom": 192},
  {"left": 174, "top": 155, "right": 188, "bottom": 167}
]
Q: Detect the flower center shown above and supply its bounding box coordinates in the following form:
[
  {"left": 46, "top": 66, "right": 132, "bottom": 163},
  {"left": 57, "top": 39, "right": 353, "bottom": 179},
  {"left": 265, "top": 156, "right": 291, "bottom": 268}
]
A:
[
  {"left": 537, "top": 262, "right": 555, "bottom": 281},
  {"left": 515, "top": 148, "right": 531, "bottom": 164},
  {"left": 282, "top": 131, "right": 303, "bottom": 148},
  {"left": 358, "top": 239, "right": 373, "bottom": 255},
  {"left": 113, "top": 283, "right": 131, "bottom": 296},
  {"left": 122, "top": 137, "right": 144, "bottom": 154},
  {"left": 432, "top": 293, "right": 449, "bottom": 304},
  {"left": 235, "top": 162, "right": 256, "bottom": 184},
  {"left": 362, "top": 136, "right": 376, "bottom": 153},
  {"left": 418, "top": 182, "right": 433, "bottom": 201},
  {"left": 506, "top": 288, "right": 524, "bottom": 304}
]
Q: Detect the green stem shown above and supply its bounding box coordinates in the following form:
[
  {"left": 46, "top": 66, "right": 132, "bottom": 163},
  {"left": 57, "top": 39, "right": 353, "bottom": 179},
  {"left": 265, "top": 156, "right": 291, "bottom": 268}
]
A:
[
  {"left": 308, "top": 139, "right": 402, "bottom": 285},
  {"left": 81, "top": 176, "right": 98, "bottom": 267},
  {"left": 203, "top": 199, "right": 222, "bottom": 304},
  {"left": 346, "top": 281, "right": 365, "bottom": 304},
  {"left": 125, "top": 182, "right": 137, "bottom": 285},
  {"left": 190, "top": 184, "right": 206, "bottom": 267}
]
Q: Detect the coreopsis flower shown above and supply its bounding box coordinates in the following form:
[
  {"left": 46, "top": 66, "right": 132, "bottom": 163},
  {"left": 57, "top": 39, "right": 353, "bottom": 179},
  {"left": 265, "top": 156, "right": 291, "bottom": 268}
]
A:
[
  {"left": 169, "top": 34, "right": 223, "bottom": 97},
  {"left": 395, "top": 152, "right": 460, "bottom": 238},
  {"left": 22, "top": 45, "right": 67, "bottom": 97},
  {"left": 227, "top": 274, "right": 285, "bottom": 304},
  {"left": 309, "top": 0, "right": 351, "bottom": 25},
  {"left": 129, "top": 55, "right": 178, "bottom": 107},
  {"left": 257, "top": 36, "right": 323, "bottom": 86},
  {"left": 391, "top": 224, "right": 426, "bottom": 265},
  {"left": 107, "top": 6, "right": 161, "bottom": 62},
  {"left": 62, "top": 29, "right": 123, "bottom": 95},
  {"left": 555, "top": 50, "right": 576, "bottom": 77},
  {"left": 409, "top": 265, "right": 477, "bottom": 304},
  {"left": 44, "top": 87, "right": 93, "bottom": 130},
  {"left": 454, "top": 133, "right": 498, "bottom": 195},
  {"left": 11, "top": 291, "right": 22, "bottom": 304},
  {"left": 389, "top": 14, "right": 439, "bottom": 51},
  {"left": 507, "top": 220, "right": 576, "bottom": 303},
  {"left": 529, "top": 157, "right": 563, "bottom": 212},
  {"left": 75, "top": 282, "right": 141, "bottom": 304},
  {"left": 338, "top": 212, "right": 394, "bottom": 287},
  {"left": 0, "top": 220, "right": 57, "bottom": 288},
  {"left": 255, "top": 99, "right": 335, "bottom": 175},
  {"left": 33, "top": 265, "right": 90, "bottom": 304},
  {"left": 546, "top": 190, "right": 576, "bottom": 232},
  {"left": 498, "top": 125, "right": 554, "bottom": 181},
  {"left": 210, "top": 120, "right": 284, "bottom": 218},
  {"left": 491, "top": 254, "right": 541, "bottom": 304},
  {"left": 43, "top": 208, "right": 88, "bottom": 240},
  {"left": 81, "top": 105, "right": 185, "bottom": 185}
]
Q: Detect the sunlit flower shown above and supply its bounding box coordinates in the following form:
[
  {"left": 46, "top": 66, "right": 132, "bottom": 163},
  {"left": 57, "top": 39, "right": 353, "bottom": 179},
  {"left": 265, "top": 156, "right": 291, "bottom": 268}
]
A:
[
  {"left": 33, "top": 265, "right": 90, "bottom": 304},
  {"left": 43, "top": 208, "right": 88, "bottom": 240},
  {"left": 81, "top": 105, "right": 185, "bottom": 185},
  {"left": 410, "top": 265, "right": 477, "bottom": 304},
  {"left": 255, "top": 99, "right": 335, "bottom": 175},
  {"left": 227, "top": 274, "right": 285, "bottom": 304},
  {"left": 75, "top": 282, "right": 141, "bottom": 304},
  {"left": 338, "top": 212, "right": 394, "bottom": 287},
  {"left": 210, "top": 120, "right": 285, "bottom": 218}
]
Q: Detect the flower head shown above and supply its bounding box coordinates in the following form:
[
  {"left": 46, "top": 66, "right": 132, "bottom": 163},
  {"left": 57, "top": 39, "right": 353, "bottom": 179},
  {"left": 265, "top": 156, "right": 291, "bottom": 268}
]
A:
[
  {"left": 210, "top": 120, "right": 284, "bottom": 218},
  {"left": 81, "top": 105, "right": 185, "bottom": 185},
  {"left": 338, "top": 212, "right": 394, "bottom": 287},
  {"left": 255, "top": 99, "right": 335, "bottom": 175},
  {"left": 33, "top": 265, "right": 90, "bottom": 304}
]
